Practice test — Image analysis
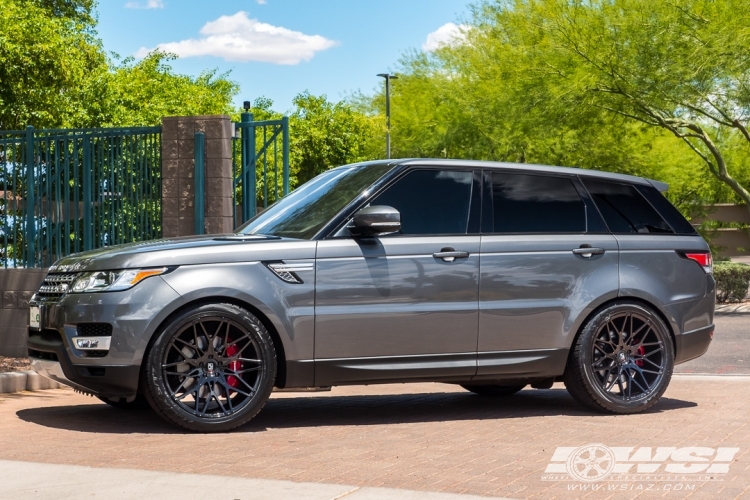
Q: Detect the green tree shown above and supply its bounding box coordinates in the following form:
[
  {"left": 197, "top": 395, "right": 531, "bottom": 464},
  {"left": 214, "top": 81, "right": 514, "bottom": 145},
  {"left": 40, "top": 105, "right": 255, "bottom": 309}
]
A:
[
  {"left": 381, "top": 0, "right": 746, "bottom": 215},
  {"left": 289, "top": 92, "right": 382, "bottom": 185},
  {"left": 0, "top": 0, "right": 105, "bottom": 129},
  {"left": 397, "top": 0, "right": 750, "bottom": 212},
  {"left": 0, "top": 0, "right": 237, "bottom": 129},
  {"left": 506, "top": 0, "right": 750, "bottom": 215}
]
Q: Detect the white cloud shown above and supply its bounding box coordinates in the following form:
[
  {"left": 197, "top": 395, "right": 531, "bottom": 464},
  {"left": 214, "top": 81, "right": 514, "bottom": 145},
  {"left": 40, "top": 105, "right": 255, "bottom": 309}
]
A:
[
  {"left": 135, "top": 11, "right": 337, "bottom": 65},
  {"left": 125, "top": 0, "right": 164, "bottom": 9},
  {"left": 256, "top": 0, "right": 267, "bottom": 4},
  {"left": 422, "top": 22, "right": 468, "bottom": 51}
]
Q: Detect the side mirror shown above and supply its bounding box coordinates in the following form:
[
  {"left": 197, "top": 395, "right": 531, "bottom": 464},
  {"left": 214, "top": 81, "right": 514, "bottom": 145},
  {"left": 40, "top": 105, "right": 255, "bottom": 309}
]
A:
[{"left": 350, "top": 205, "right": 401, "bottom": 237}]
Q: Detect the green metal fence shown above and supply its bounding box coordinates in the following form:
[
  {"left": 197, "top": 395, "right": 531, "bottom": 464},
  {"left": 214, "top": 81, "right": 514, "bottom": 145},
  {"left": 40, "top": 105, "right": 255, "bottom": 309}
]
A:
[
  {"left": 233, "top": 112, "right": 290, "bottom": 226},
  {"left": 0, "top": 126, "right": 162, "bottom": 268}
]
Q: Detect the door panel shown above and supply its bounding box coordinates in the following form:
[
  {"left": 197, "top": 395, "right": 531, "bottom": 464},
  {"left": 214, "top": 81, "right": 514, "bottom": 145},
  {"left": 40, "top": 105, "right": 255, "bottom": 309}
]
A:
[
  {"left": 478, "top": 234, "right": 619, "bottom": 374},
  {"left": 315, "top": 236, "right": 480, "bottom": 384}
]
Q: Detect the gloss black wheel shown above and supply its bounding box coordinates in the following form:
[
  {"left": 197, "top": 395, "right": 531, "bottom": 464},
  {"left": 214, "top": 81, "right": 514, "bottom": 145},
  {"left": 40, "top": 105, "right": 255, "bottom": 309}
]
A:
[
  {"left": 143, "top": 303, "right": 276, "bottom": 432},
  {"left": 564, "top": 301, "right": 673, "bottom": 414}
]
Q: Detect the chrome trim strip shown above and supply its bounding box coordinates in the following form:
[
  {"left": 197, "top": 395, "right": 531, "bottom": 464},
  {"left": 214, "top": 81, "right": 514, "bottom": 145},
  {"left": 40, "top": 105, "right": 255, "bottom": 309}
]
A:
[
  {"left": 268, "top": 263, "right": 314, "bottom": 273},
  {"left": 71, "top": 336, "right": 112, "bottom": 351}
]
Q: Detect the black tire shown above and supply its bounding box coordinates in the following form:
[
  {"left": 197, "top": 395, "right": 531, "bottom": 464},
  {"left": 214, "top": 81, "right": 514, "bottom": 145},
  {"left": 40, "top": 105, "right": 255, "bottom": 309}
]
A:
[
  {"left": 142, "top": 303, "right": 277, "bottom": 432},
  {"left": 97, "top": 394, "right": 150, "bottom": 409},
  {"left": 564, "top": 301, "right": 674, "bottom": 414},
  {"left": 461, "top": 384, "right": 525, "bottom": 396}
]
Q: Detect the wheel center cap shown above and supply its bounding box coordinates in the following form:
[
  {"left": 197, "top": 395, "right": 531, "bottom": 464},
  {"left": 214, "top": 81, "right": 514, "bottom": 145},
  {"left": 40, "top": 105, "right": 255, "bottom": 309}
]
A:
[
  {"left": 206, "top": 361, "right": 216, "bottom": 376},
  {"left": 617, "top": 352, "right": 627, "bottom": 363}
]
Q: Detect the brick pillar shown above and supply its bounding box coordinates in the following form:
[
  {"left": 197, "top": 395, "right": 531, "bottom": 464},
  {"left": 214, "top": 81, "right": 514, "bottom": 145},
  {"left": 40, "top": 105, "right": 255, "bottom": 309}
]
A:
[{"left": 161, "top": 115, "right": 234, "bottom": 237}]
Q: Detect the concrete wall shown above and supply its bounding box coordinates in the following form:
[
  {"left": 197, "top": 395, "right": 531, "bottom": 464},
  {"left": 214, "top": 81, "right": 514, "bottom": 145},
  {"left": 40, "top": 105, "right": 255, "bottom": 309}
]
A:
[
  {"left": 161, "top": 115, "right": 235, "bottom": 237},
  {"left": 692, "top": 204, "right": 750, "bottom": 257},
  {"left": 0, "top": 269, "right": 47, "bottom": 357}
]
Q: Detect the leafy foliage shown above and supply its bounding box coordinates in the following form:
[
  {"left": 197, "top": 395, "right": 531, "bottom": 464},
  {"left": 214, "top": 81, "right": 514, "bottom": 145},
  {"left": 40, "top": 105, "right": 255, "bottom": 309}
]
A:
[
  {"left": 0, "top": 0, "right": 237, "bottom": 130},
  {"left": 381, "top": 0, "right": 750, "bottom": 216},
  {"left": 714, "top": 262, "right": 750, "bottom": 303}
]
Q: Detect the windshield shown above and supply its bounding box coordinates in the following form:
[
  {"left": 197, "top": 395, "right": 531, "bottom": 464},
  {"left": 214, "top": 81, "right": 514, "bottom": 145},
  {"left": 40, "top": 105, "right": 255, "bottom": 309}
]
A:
[{"left": 237, "top": 163, "right": 394, "bottom": 239}]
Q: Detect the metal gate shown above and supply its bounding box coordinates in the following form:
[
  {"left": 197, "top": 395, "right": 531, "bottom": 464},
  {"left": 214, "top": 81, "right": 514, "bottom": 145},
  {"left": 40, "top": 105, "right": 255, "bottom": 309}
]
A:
[
  {"left": 0, "top": 126, "right": 162, "bottom": 268},
  {"left": 233, "top": 112, "right": 290, "bottom": 226}
]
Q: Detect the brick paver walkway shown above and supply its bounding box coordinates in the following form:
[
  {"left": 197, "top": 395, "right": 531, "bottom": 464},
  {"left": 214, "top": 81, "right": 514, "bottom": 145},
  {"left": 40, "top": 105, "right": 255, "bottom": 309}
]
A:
[{"left": 1, "top": 376, "right": 748, "bottom": 499}]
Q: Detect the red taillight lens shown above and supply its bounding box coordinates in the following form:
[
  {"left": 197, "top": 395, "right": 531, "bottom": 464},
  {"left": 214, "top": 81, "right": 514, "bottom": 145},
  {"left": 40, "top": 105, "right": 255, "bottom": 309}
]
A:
[{"left": 684, "top": 252, "right": 712, "bottom": 273}]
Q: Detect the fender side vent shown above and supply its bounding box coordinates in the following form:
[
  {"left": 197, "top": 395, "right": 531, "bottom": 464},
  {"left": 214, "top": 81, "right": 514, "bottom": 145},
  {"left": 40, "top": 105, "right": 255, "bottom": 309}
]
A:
[{"left": 265, "top": 262, "right": 313, "bottom": 284}]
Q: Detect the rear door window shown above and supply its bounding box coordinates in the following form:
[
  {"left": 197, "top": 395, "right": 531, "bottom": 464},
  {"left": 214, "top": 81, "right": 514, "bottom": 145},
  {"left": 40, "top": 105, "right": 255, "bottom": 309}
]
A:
[
  {"left": 489, "top": 172, "right": 586, "bottom": 233},
  {"left": 583, "top": 179, "right": 674, "bottom": 234}
]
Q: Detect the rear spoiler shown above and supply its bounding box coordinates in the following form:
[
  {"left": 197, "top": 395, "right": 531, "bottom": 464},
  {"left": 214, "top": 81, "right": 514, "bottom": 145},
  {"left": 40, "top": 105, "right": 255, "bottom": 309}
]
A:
[{"left": 647, "top": 179, "right": 669, "bottom": 193}]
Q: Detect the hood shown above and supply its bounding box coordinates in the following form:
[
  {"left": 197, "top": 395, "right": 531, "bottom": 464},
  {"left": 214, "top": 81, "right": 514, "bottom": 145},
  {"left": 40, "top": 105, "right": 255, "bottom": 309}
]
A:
[{"left": 48, "top": 234, "right": 317, "bottom": 272}]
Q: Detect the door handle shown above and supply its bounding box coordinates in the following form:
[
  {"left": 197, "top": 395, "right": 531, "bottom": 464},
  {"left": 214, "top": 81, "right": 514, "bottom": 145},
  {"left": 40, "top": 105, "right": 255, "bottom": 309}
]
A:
[
  {"left": 572, "top": 246, "right": 605, "bottom": 258},
  {"left": 433, "top": 248, "right": 470, "bottom": 262}
]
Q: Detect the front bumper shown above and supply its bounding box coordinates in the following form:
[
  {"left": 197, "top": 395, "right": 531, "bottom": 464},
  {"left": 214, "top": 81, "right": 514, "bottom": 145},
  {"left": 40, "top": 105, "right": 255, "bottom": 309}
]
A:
[
  {"left": 27, "top": 275, "right": 185, "bottom": 398},
  {"left": 28, "top": 329, "right": 141, "bottom": 397}
]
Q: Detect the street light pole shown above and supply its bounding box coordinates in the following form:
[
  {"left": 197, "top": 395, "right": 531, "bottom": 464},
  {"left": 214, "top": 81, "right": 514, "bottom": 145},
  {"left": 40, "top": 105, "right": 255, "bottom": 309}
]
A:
[{"left": 377, "top": 73, "right": 398, "bottom": 159}]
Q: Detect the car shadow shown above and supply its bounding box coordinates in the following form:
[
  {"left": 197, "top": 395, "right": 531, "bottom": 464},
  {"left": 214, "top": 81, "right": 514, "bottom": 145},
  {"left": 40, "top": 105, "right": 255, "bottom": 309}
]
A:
[{"left": 15, "top": 388, "right": 697, "bottom": 435}]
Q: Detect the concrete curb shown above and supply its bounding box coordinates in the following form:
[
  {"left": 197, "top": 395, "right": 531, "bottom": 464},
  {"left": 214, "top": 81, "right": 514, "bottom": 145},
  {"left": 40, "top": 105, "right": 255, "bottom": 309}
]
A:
[
  {"left": 715, "top": 303, "right": 750, "bottom": 314},
  {"left": 0, "top": 371, "right": 62, "bottom": 394}
]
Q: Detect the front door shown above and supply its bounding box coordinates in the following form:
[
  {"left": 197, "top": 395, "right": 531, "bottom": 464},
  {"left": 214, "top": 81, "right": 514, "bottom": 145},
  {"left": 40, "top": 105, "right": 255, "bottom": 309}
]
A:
[
  {"left": 477, "top": 170, "right": 619, "bottom": 379},
  {"left": 314, "top": 168, "right": 481, "bottom": 386}
]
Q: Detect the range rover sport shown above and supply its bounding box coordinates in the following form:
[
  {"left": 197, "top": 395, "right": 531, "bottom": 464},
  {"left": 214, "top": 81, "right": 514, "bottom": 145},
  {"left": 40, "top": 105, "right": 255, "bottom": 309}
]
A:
[{"left": 28, "top": 159, "right": 715, "bottom": 432}]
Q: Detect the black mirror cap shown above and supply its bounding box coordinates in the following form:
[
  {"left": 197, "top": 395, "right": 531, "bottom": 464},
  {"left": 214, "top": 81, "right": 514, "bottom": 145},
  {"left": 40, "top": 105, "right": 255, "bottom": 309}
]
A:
[{"left": 350, "top": 205, "right": 401, "bottom": 237}]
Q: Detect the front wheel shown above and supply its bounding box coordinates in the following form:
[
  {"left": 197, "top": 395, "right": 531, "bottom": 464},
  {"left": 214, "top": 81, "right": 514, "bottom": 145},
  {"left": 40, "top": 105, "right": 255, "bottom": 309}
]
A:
[
  {"left": 143, "top": 303, "right": 277, "bottom": 432},
  {"left": 564, "top": 301, "right": 674, "bottom": 414}
]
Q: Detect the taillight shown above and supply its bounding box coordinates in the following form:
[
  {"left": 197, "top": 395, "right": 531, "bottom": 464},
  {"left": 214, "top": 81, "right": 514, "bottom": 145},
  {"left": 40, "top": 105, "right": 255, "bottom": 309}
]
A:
[{"left": 682, "top": 252, "right": 712, "bottom": 274}]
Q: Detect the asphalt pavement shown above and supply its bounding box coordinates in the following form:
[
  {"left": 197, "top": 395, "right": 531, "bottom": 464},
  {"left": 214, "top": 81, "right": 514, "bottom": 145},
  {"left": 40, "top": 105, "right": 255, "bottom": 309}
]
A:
[{"left": 675, "top": 315, "right": 750, "bottom": 374}]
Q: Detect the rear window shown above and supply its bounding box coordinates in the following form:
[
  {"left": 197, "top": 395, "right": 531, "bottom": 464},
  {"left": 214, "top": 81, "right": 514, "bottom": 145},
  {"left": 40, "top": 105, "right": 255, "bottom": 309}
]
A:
[
  {"left": 490, "top": 172, "right": 586, "bottom": 233},
  {"left": 636, "top": 185, "right": 697, "bottom": 235},
  {"left": 583, "top": 179, "right": 674, "bottom": 234}
]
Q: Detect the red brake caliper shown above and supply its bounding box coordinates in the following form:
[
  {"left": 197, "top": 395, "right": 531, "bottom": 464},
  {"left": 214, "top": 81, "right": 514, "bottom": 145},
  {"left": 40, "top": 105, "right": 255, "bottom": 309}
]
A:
[
  {"left": 635, "top": 345, "right": 645, "bottom": 367},
  {"left": 225, "top": 343, "right": 242, "bottom": 390}
]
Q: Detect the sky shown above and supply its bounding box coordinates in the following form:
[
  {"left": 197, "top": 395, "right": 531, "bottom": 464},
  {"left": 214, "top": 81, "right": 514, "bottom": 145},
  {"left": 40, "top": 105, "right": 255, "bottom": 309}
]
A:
[{"left": 96, "top": 0, "right": 475, "bottom": 112}]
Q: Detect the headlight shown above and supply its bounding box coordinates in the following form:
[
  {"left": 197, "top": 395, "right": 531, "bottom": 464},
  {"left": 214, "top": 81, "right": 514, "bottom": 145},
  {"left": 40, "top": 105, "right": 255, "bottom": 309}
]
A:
[{"left": 70, "top": 268, "right": 168, "bottom": 293}]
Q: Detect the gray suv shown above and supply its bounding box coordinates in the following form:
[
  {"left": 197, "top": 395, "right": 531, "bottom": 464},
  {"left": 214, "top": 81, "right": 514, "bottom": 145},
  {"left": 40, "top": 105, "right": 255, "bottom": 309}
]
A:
[{"left": 28, "top": 160, "right": 715, "bottom": 432}]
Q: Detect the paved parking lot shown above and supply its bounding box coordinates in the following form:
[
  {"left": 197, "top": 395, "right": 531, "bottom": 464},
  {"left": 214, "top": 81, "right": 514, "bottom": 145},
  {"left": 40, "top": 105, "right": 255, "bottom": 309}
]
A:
[
  {"left": 0, "top": 375, "right": 748, "bottom": 499},
  {"left": 1, "top": 315, "right": 748, "bottom": 499}
]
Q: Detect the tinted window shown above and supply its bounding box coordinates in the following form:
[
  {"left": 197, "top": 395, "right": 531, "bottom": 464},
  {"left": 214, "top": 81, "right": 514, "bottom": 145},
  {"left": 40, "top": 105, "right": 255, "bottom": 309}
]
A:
[
  {"left": 636, "top": 185, "right": 697, "bottom": 235},
  {"left": 583, "top": 179, "right": 674, "bottom": 234},
  {"left": 490, "top": 173, "right": 585, "bottom": 233},
  {"left": 238, "top": 163, "right": 393, "bottom": 239},
  {"left": 370, "top": 170, "right": 474, "bottom": 235}
]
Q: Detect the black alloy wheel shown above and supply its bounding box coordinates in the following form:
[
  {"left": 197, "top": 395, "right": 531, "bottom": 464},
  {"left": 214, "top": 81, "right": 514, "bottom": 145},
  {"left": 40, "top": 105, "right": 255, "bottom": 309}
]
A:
[
  {"left": 564, "top": 301, "right": 674, "bottom": 414},
  {"left": 143, "top": 303, "right": 276, "bottom": 432}
]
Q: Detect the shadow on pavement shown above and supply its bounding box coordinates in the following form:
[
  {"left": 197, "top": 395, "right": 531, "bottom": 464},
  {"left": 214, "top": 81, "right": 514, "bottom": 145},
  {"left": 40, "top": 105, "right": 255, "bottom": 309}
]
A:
[{"left": 15, "top": 388, "right": 697, "bottom": 435}]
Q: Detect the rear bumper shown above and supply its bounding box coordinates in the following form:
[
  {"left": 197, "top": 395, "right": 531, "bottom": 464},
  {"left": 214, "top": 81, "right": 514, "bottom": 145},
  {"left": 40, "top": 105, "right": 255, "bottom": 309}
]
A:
[{"left": 674, "top": 324, "right": 713, "bottom": 365}]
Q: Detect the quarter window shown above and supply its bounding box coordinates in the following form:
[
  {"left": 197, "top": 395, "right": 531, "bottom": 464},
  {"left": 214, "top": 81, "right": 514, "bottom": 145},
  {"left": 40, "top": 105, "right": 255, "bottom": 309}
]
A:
[
  {"left": 369, "top": 169, "right": 474, "bottom": 235},
  {"left": 489, "top": 173, "right": 586, "bottom": 233},
  {"left": 583, "top": 179, "right": 674, "bottom": 234}
]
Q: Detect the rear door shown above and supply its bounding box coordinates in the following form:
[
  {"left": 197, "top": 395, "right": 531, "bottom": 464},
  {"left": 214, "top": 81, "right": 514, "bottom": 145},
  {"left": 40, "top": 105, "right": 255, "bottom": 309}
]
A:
[
  {"left": 315, "top": 168, "right": 481, "bottom": 385},
  {"left": 477, "top": 170, "right": 619, "bottom": 379}
]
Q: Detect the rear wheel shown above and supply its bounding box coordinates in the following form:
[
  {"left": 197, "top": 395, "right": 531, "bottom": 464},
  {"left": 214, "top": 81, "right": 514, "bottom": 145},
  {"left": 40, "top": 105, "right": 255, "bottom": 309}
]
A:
[
  {"left": 564, "top": 301, "right": 674, "bottom": 414},
  {"left": 143, "top": 303, "right": 277, "bottom": 432},
  {"left": 461, "top": 384, "right": 525, "bottom": 396}
]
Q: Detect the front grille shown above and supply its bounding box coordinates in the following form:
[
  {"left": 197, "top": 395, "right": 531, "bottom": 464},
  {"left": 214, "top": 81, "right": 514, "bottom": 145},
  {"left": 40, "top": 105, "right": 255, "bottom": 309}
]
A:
[
  {"left": 77, "top": 323, "right": 112, "bottom": 337},
  {"left": 36, "top": 273, "right": 79, "bottom": 301}
]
